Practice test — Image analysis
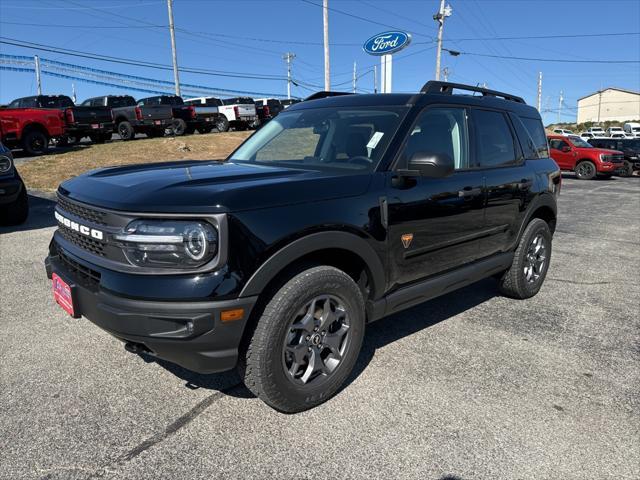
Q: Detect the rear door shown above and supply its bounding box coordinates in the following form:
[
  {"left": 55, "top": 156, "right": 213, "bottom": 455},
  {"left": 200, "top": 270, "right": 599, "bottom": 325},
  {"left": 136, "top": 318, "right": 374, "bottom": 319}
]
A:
[
  {"left": 386, "top": 105, "right": 488, "bottom": 287},
  {"left": 473, "top": 108, "right": 533, "bottom": 255}
]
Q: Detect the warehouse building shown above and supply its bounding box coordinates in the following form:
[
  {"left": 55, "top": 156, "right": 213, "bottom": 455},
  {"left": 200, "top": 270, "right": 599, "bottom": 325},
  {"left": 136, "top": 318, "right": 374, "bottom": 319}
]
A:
[{"left": 577, "top": 87, "right": 640, "bottom": 123}]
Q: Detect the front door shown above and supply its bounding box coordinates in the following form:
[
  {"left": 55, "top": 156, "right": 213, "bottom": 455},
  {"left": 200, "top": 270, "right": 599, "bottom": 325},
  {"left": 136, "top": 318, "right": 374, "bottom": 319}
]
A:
[
  {"left": 549, "top": 137, "right": 575, "bottom": 169},
  {"left": 386, "top": 106, "right": 488, "bottom": 289}
]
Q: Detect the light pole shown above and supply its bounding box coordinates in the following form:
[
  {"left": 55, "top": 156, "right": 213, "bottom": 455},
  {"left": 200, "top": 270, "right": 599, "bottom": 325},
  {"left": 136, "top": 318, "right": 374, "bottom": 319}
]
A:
[
  {"left": 34, "top": 55, "right": 42, "bottom": 95},
  {"left": 283, "top": 52, "right": 296, "bottom": 100},
  {"left": 434, "top": 1, "right": 452, "bottom": 81},
  {"left": 167, "top": 0, "right": 180, "bottom": 96},
  {"left": 323, "top": 0, "right": 330, "bottom": 91}
]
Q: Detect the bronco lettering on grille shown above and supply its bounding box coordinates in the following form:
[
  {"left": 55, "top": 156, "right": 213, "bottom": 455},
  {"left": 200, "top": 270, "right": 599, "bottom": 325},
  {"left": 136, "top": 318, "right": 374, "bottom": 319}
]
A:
[{"left": 55, "top": 211, "right": 104, "bottom": 240}]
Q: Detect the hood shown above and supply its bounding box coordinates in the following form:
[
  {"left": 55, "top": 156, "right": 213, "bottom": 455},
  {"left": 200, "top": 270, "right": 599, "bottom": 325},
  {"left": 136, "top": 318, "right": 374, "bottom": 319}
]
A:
[{"left": 59, "top": 160, "right": 372, "bottom": 213}]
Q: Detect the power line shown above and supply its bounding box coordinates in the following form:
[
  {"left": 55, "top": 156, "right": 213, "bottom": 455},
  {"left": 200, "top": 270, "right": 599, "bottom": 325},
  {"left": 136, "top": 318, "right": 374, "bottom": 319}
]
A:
[
  {"left": 0, "top": 21, "right": 167, "bottom": 29},
  {"left": 444, "top": 48, "right": 640, "bottom": 64},
  {"left": 422, "top": 31, "right": 640, "bottom": 43}
]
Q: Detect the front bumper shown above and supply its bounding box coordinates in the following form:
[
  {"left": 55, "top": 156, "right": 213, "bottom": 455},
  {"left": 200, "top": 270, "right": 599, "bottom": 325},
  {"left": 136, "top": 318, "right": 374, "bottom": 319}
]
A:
[
  {"left": 0, "top": 175, "right": 23, "bottom": 205},
  {"left": 45, "top": 248, "right": 257, "bottom": 373}
]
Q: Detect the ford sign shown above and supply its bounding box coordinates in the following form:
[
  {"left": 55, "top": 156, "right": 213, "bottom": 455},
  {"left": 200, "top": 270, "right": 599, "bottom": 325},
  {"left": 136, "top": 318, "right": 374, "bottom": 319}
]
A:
[{"left": 363, "top": 31, "right": 412, "bottom": 56}]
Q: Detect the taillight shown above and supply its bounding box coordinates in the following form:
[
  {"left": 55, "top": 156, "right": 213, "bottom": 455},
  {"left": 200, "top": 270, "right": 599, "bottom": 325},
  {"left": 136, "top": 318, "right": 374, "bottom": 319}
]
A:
[
  {"left": 233, "top": 106, "right": 240, "bottom": 119},
  {"left": 263, "top": 105, "right": 270, "bottom": 117},
  {"left": 65, "top": 108, "right": 75, "bottom": 124},
  {"left": 188, "top": 106, "right": 196, "bottom": 119},
  {"left": 135, "top": 107, "right": 143, "bottom": 121}
]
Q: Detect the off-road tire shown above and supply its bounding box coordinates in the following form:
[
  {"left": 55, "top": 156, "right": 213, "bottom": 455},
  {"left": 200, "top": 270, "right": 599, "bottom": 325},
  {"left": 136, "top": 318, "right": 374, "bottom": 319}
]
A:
[
  {"left": 241, "top": 266, "right": 365, "bottom": 413},
  {"left": 22, "top": 130, "right": 48, "bottom": 156},
  {"left": 0, "top": 186, "right": 29, "bottom": 225},
  {"left": 498, "top": 218, "right": 552, "bottom": 299},
  {"left": 117, "top": 121, "right": 135, "bottom": 141}
]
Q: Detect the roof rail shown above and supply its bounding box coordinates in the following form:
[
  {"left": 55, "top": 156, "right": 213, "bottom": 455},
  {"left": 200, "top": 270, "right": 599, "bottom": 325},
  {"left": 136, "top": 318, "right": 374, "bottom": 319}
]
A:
[
  {"left": 304, "top": 91, "right": 353, "bottom": 101},
  {"left": 420, "top": 81, "right": 525, "bottom": 104}
]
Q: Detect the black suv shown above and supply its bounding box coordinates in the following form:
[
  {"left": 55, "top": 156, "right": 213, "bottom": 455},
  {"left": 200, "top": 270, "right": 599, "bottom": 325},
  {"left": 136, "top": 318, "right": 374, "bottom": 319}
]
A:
[{"left": 45, "top": 82, "right": 560, "bottom": 412}]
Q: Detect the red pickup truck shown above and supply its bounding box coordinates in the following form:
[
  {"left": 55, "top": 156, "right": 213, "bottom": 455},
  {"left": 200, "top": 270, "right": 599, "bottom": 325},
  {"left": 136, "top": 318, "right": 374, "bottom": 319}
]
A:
[
  {"left": 0, "top": 108, "right": 66, "bottom": 155},
  {"left": 548, "top": 134, "right": 625, "bottom": 180}
]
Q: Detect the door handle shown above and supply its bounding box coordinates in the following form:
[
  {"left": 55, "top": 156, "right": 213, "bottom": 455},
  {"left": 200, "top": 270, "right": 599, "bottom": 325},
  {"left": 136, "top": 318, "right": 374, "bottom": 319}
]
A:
[
  {"left": 458, "top": 187, "right": 482, "bottom": 198},
  {"left": 517, "top": 179, "right": 533, "bottom": 190}
]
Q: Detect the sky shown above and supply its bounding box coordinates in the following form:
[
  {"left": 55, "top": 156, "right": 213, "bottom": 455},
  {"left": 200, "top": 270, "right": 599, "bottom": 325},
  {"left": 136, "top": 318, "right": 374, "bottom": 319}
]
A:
[{"left": 0, "top": 0, "right": 639, "bottom": 125}]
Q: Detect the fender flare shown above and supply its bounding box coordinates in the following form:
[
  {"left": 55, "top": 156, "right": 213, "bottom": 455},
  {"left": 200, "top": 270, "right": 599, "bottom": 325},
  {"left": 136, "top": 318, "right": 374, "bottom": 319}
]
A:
[
  {"left": 515, "top": 193, "right": 557, "bottom": 244},
  {"left": 239, "top": 231, "right": 386, "bottom": 299}
]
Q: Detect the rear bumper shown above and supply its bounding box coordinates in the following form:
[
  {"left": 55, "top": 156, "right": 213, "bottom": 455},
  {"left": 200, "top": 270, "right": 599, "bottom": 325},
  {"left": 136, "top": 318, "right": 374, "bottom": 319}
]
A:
[
  {"left": 0, "top": 176, "right": 23, "bottom": 205},
  {"left": 136, "top": 118, "right": 172, "bottom": 129},
  {"left": 66, "top": 122, "right": 115, "bottom": 136},
  {"left": 45, "top": 249, "right": 257, "bottom": 374}
]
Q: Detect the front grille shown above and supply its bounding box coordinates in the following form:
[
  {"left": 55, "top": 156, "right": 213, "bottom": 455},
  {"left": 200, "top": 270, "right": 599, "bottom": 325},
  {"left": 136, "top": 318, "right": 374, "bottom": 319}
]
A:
[
  {"left": 57, "top": 246, "right": 101, "bottom": 286},
  {"left": 57, "top": 196, "right": 107, "bottom": 225},
  {"left": 57, "top": 226, "right": 106, "bottom": 256}
]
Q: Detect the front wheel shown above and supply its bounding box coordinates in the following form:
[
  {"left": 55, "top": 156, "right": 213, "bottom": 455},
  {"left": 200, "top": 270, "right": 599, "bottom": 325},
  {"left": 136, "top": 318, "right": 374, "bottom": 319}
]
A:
[
  {"left": 498, "top": 218, "right": 552, "bottom": 299},
  {"left": 575, "top": 160, "right": 596, "bottom": 180},
  {"left": 241, "top": 266, "right": 365, "bottom": 413}
]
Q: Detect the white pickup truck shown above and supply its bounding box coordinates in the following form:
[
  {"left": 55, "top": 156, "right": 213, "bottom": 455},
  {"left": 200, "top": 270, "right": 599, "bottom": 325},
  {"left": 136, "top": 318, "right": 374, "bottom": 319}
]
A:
[
  {"left": 184, "top": 96, "right": 257, "bottom": 131},
  {"left": 606, "top": 126, "right": 627, "bottom": 138},
  {"left": 585, "top": 126, "right": 607, "bottom": 138}
]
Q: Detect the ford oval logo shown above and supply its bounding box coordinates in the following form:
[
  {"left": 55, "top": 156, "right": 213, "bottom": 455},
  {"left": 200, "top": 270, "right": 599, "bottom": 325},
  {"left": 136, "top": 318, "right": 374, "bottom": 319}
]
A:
[{"left": 363, "top": 31, "right": 412, "bottom": 56}]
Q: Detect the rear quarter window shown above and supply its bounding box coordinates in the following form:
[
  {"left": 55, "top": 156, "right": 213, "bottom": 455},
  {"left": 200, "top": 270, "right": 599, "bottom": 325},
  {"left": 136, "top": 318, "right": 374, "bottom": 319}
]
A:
[{"left": 520, "top": 117, "right": 549, "bottom": 158}]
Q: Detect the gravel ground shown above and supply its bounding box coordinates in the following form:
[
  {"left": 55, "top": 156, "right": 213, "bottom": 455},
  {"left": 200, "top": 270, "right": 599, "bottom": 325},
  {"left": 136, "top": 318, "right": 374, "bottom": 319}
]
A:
[{"left": 0, "top": 175, "right": 638, "bottom": 480}]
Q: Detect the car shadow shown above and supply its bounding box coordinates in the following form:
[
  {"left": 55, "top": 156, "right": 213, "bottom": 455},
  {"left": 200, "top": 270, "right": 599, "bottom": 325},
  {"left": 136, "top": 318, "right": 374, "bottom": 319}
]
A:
[
  {"left": 144, "top": 277, "right": 499, "bottom": 402},
  {"left": 0, "top": 193, "right": 57, "bottom": 234},
  {"left": 11, "top": 143, "right": 91, "bottom": 162}
]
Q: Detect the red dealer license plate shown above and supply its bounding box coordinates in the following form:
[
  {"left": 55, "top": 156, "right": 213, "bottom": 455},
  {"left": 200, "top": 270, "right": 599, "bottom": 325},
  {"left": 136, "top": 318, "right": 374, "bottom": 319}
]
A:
[
  {"left": 154, "top": 120, "right": 162, "bottom": 125},
  {"left": 91, "top": 123, "right": 100, "bottom": 129},
  {"left": 52, "top": 273, "right": 76, "bottom": 317}
]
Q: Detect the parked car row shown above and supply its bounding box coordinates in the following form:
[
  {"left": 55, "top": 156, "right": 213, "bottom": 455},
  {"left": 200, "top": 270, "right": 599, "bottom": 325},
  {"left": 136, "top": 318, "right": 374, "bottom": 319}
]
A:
[
  {"left": 547, "top": 133, "right": 640, "bottom": 179},
  {"left": 1, "top": 93, "right": 302, "bottom": 156},
  {"left": 554, "top": 123, "right": 640, "bottom": 140}
]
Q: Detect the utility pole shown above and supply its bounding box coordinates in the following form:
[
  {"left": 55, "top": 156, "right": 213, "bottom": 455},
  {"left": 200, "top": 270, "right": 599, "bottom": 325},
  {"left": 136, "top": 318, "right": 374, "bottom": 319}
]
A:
[
  {"left": 433, "top": 1, "right": 452, "bottom": 81},
  {"left": 442, "top": 66, "right": 449, "bottom": 82},
  {"left": 34, "top": 55, "right": 42, "bottom": 95},
  {"left": 537, "top": 71, "right": 542, "bottom": 112},
  {"left": 373, "top": 65, "right": 377, "bottom": 93},
  {"left": 558, "top": 90, "right": 563, "bottom": 124},
  {"left": 283, "top": 52, "right": 296, "bottom": 100},
  {"left": 323, "top": 0, "right": 330, "bottom": 91},
  {"left": 166, "top": 0, "right": 180, "bottom": 96},
  {"left": 352, "top": 61, "right": 357, "bottom": 93}
]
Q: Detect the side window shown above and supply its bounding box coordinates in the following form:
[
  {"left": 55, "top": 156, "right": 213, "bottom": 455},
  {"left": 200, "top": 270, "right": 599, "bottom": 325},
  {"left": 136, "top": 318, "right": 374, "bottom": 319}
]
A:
[
  {"left": 22, "top": 98, "right": 37, "bottom": 108},
  {"left": 549, "top": 139, "right": 569, "bottom": 150},
  {"left": 521, "top": 117, "right": 550, "bottom": 158},
  {"left": 399, "top": 107, "right": 469, "bottom": 170},
  {"left": 509, "top": 113, "right": 537, "bottom": 159},
  {"left": 473, "top": 109, "right": 517, "bottom": 168}
]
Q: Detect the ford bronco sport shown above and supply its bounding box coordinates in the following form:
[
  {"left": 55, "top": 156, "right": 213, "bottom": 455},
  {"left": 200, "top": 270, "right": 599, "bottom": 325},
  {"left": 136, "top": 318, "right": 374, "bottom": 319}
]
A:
[{"left": 45, "top": 82, "right": 560, "bottom": 412}]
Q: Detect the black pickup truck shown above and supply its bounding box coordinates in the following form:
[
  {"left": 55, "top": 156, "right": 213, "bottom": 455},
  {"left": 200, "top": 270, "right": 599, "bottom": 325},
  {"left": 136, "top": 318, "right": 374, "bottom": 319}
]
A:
[
  {"left": 137, "top": 95, "right": 218, "bottom": 136},
  {"left": 8, "top": 95, "right": 114, "bottom": 144},
  {"left": 588, "top": 137, "right": 640, "bottom": 176},
  {"left": 45, "top": 82, "right": 560, "bottom": 413},
  {"left": 81, "top": 95, "right": 173, "bottom": 140}
]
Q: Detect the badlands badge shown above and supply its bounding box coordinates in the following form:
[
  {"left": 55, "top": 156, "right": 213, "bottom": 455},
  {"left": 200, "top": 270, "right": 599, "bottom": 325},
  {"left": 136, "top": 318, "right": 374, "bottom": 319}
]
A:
[{"left": 401, "top": 233, "right": 413, "bottom": 249}]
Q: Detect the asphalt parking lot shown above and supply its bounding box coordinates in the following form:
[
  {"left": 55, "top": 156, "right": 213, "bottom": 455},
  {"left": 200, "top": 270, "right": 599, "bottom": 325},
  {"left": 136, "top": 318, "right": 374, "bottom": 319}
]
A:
[{"left": 1, "top": 175, "right": 638, "bottom": 480}]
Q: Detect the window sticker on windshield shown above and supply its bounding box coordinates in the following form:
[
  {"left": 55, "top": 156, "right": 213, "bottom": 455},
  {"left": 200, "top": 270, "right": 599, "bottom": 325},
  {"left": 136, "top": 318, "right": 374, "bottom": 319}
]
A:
[{"left": 367, "top": 131, "right": 384, "bottom": 149}]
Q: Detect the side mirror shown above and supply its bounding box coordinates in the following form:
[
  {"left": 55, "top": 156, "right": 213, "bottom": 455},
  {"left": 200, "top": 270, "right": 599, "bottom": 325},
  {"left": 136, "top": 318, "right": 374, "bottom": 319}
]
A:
[
  {"left": 402, "top": 151, "right": 455, "bottom": 178},
  {"left": 561, "top": 146, "right": 571, "bottom": 153}
]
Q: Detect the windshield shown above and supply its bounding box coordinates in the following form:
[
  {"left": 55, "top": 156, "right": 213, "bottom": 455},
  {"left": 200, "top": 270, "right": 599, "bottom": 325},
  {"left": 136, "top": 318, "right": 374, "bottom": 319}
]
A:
[
  {"left": 591, "top": 127, "right": 604, "bottom": 132},
  {"left": 230, "top": 106, "right": 408, "bottom": 172},
  {"left": 568, "top": 136, "right": 592, "bottom": 148}
]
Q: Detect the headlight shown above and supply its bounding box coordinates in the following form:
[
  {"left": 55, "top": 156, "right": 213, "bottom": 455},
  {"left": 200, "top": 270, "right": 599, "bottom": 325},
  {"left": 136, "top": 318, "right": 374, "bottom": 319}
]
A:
[
  {"left": 599, "top": 154, "right": 611, "bottom": 162},
  {"left": 0, "top": 154, "right": 13, "bottom": 174},
  {"left": 114, "top": 219, "right": 218, "bottom": 268}
]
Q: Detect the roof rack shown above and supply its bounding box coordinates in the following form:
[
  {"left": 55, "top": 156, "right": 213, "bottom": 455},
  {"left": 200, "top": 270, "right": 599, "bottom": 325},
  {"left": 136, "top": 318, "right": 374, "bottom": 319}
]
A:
[
  {"left": 304, "top": 91, "right": 354, "bottom": 101},
  {"left": 420, "top": 81, "right": 525, "bottom": 104}
]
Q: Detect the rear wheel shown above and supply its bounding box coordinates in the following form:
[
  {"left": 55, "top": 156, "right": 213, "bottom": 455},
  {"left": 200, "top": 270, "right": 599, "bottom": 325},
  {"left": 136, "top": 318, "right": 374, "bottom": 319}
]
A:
[
  {"left": 0, "top": 185, "right": 29, "bottom": 225},
  {"left": 215, "top": 117, "right": 229, "bottom": 132},
  {"left": 241, "top": 266, "right": 365, "bottom": 413},
  {"left": 22, "top": 130, "right": 48, "bottom": 156},
  {"left": 498, "top": 218, "right": 552, "bottom": 299},
  {"left": 172, "top": 118, "right": 187, "bottom": 136},
  {"left": 575, "top": 160, "right": 596, "bottom": 180},
  {"left": 117, "top": 121, "right": 135, "bottom": 141}
]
